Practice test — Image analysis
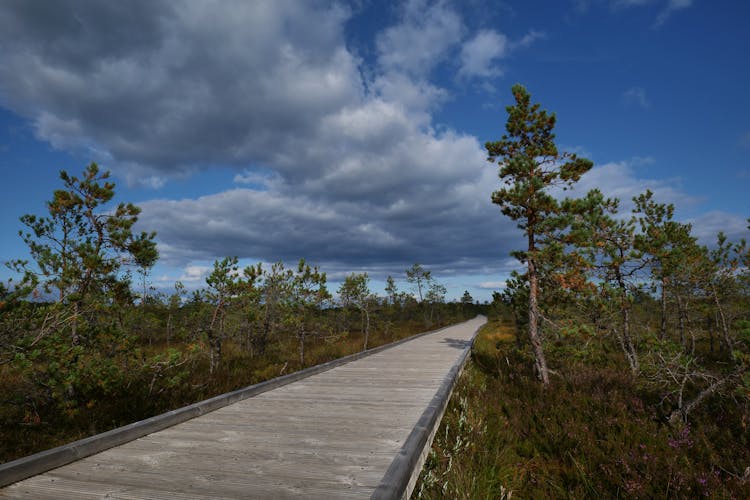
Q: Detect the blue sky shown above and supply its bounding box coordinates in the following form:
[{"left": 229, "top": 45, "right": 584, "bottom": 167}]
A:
[{"left": 0, "top": 0, "right": 748, "bottom": 301}]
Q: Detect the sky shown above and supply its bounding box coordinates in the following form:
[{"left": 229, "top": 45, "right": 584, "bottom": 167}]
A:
[{"left": 0, "top": 0, "right": 748, "bottom": 301}]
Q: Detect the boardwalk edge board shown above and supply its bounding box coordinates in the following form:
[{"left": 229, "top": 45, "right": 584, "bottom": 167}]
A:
[
  {"left": 371, "top": 316, "right": 485, "bottom": 500},
  {"left": 0, "top": 319, "right": 474, "bottom": 488}
]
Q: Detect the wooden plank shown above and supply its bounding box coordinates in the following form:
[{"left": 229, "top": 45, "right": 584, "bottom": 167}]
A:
[{"left": 0, "top": 316, "right": 485, "bottom": 499}]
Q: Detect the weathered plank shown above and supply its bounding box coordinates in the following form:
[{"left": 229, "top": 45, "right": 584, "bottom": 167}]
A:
[{"left": 0, "top": 316, "right": 485, "bottom": 499}]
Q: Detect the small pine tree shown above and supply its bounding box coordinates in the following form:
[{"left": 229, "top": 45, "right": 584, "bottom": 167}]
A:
[
  {"left": 339, "top": 272, "right": 373, "bottom": 351},
  {"left": 12, "top": 163, "right": 157, "bottom": 345}
]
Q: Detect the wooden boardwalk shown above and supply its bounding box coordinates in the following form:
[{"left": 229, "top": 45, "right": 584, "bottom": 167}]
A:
[{"left": 1, "top": 316, "right": 485, "bottom": 499}]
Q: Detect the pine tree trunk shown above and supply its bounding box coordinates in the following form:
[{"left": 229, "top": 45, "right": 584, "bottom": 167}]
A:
[
  {"left": 298, "top": 329, "right": 305, "bottom": 366},
  {"left": 660, "top": 278, "right": 667, "bottom": 341},
  {"left": 71, "top": 301, "right": 79, "bottom": 346},
  {"left": 166, "top": 312, "right": 172, "bottom": 348},
  {"left": 615, "top": 270, "right": 638, "bottom": 373},
  {"left": 621, "top": 301, "right": 639, "bottom": 373},
  {"left": 528, "top": 255, "right": 550, "bottom": 386},
  {"left": 260, "top": 305, "right": 271, "bottom": 355},
  {"left": 207, "top": 328, "right": 216, "bottom": 374},
  {"left": 711, "top": 284, "right": 733, "bottom": 353},
  {"left": 251, "top": 321, "right": 255, "bottom": 357},
  {"left": 208, "top": 302, "right": 224, "bottom": 373},
  {"left": 363, "top": 309, "right": 370, "bottom": 351},
  {"left": 676, "top": 294, "right": 686, "bottom": 349}
]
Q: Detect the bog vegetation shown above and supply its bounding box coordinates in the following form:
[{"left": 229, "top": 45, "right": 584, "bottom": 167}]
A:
[
  {"left": 0, "top": 165, "right": 481, "bottom": 463},
  {"left": 415, "top": 85, "right": 750, "bottom": 498}
]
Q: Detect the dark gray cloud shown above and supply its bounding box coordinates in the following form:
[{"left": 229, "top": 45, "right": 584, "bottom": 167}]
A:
[
  {"left": 0, "top": 0, "right": 533, "bottom": 278},
  {"left": 0, "top": 0, "right": 361, "bottom": 182},
  {"left": 139, "top": 160, "right": 523, "bottom": 277}
]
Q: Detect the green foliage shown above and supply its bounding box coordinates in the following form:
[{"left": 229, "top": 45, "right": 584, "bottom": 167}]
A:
[
  {"left": 0, "top": 165, "right": 165, "bottom": 450},
  {"left": 288, "top": 259, "right": 330, "bottom": 363},
  {"left": 425, "top": 282, "right": 447, "bottom": 304},
  {"left": 385, "top": 275, "right": 398, "bottom": 305},
  {"left": 339, "top": 272, "right": 374, "bottom": 350},
  {"left": 485, "top": 84, "right": 593, "bottom": 239},
  {"left": 11, "top": 163, "right": 157, "bottom": 305},
  {"left": 339, "top": 272, "right": 371, "bottom": 308},
  {"left": 633, "top": 189, "right": 692, "bottom": 284},
  {"left": 406, "top": 263, "right": 431, "bottom": 302},
  {"left": 565, "top": 189, "right": 644, "bottom": 372}
]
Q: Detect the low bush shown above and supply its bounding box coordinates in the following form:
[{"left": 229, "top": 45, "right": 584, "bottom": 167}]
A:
[{"left": 415, "top": 318, "right": 750, "bottom": 499}]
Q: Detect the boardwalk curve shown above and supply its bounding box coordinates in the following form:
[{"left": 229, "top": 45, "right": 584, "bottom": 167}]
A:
[{"left": 1, "top": 316, "right": 486, "bottom": 499}]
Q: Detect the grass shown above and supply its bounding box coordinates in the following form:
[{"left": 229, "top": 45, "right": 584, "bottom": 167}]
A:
[{"left": 413, "top": 317, "right": 750, "bottom": 499}]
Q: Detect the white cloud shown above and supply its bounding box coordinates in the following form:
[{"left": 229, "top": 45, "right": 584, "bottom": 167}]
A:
[
  {"left": 375, "top": 0, "right": 463, "bottom": 77},
  {"left": 458, "top": 30, "right": 508, "bottom": 80},
  {"left": 136, "top": 129, "right": 521, "bottom": 277},
  {"left": 138, "top": 176, "right": 167, "bottom": 189},
  {"left": 370, "top": 0, "right": 464, "bottom": 118},
  {"left": 512, "top": 29, "right": 546, "bottom": 49},
  {"left": 686, "top": 211, "right": 749, "bottom": 246},
  {"left": 179, "top": 265, "right": 212, "bottom": 283},
  {"left": 477, "top": 281, "right": 507, "bottom": 290},
  {"left": 322, "top": 99, "right": 414, "bottom": 145},
  {"left": 622, "top": 87, "right": 651, "bottom": 109},
  {"left": 528, "top": 152, "right": 750, "bottom": 269},
  {"left": 552, "top": 158, "right": 750, "bottom": 250},
  {"left": 232, "top": 170, "right": 281, "bottom": 190},
  {"left": 654, "top": 0, "right": 693, "bottom": 27},
  {"left": 34, "top": 112, "right": 88, "bottom": 150},
  {"left": 613, "top": 0, "right": 653, "bottom": 7},
  {"left": 561, "top": 160, "right": 702, "bottom": 213},
  {"left": 458, "top": 29, "right": 544, "bottom": 82},
  {"left": 575, "top": 0, "right": 694, "bottom": 26}
]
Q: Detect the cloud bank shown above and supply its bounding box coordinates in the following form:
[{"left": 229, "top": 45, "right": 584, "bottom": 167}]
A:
[
  {"left": 0, "top": 0, "right": 732, "bottom": 286},
  {"left": 0, "top": 0, "right": 533, "bottom": 277}
]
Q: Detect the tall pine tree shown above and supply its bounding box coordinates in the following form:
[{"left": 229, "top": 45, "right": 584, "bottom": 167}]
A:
[{"left": 486, "top": 84, "right": 593, "bottom": 385}]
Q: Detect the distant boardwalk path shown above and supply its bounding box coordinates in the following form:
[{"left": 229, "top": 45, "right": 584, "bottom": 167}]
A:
[{"left": 1, "top": 316, "right": 485, "bottom": 499}]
